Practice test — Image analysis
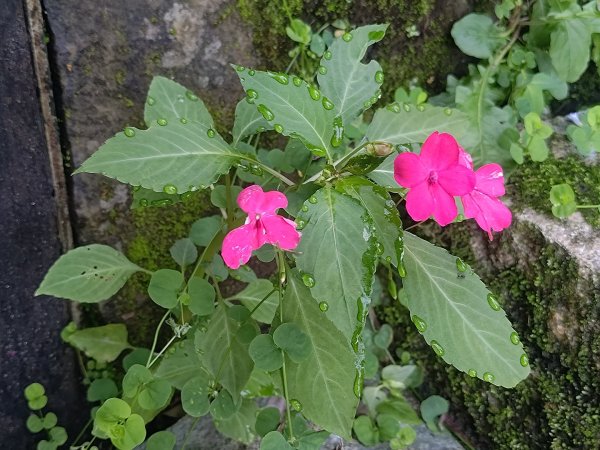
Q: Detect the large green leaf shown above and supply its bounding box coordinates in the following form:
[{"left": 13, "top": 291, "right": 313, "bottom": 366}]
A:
[
  {"left": 317, "top": 24, "right": 388, "bottom": 124},
  {"left": 214, "top": 398, "right": 257, "bottom": 444},
  {"left": 144, "top": 76, "right": 214, "bottom": 126},
  {"left": 67, "top": 324, "right": 132, "bottom": 363},
  {"left": 282, "top": 269, "right": 359, "bottom": 439},
  {"left": 366, "top": 104, "right": 470, "bottom": 146},
  {"left": 451, "top": 13, "right": 506, "bottom": 58},
  {"left": 154, "top": 338, "right": 207, "bottom": 390},
  {"left": 366, "top": 153, "right": 397, "bottom": 189},
  {"left": 36, "top": 244, "right": 142, "bottom": 303},
  {"left": 339, "top": 178, "right": 403, "bottom": 267},
  {"left": 227, "top": 279, "right": 278, "bottom": 324},
  {"left": 402, "top": 232, "right": 530, "bottom": 387},
  {"left": 231, "top": 98, "right": 272, "bottom": 147},
  {"left": 200, "top": 304, "right": 254, "bottom": 402},
  {"left": 235, "top": 67, "right": 337, "bottom": 160},
  {"left": 295, "top": 185, "right": 378, "bottom": 340},
  {"left": 550, "top": 18, "right": 591, "bottom": 82},
  {"left": 75, "top": 120, "right": 239, "bottom": 194}
]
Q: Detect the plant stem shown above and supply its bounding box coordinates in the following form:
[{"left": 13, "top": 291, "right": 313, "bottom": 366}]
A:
[
  {"left": 225, "top": 172, "right": 234, "bottom": 229},
  {"left": 146, "top": 309, "right": 171, "bottom": 367},
  {"left": 576, "top": 204, "right": 600, "bottom": 209},
  {"left": 238, "top": 155, "right": 295, "bottom": 186},
  {"left": 69, "top": 417, "right": 93, "bottom": 447},
  {"left": 147, "top": 335, "right": 178, "bottom": 369}
]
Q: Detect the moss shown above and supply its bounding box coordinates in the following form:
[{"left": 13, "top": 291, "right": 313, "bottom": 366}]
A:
[
  {"left": 380, "top": 220, "right": 600, "bottom": 449},
  {"left": 510, "top": 152, "right": 600, "bottom": 228}
]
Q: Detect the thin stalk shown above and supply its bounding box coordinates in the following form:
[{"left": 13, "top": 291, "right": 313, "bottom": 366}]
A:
[
  {"left": 69, "top": 417, "right": 93, "bottom": 447},
  {"left": 225, "top": 173, "right": 234, "bottom": 229},
  {"left": 147, "top": 335, "right": 178, "bottom": 369},
  {"left": 239, "top": 154, "right": 295, "bottom": 186},
  {"left": 146, "top": 310, "right": 171, "bottom": 367},
  {"left": 576, "top": 204, "right": 600, "bottom": 209}
]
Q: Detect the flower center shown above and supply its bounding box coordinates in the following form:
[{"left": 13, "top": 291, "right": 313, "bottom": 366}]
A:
[
  {"left": 428, "top": 170, "right": 438, "bottom": 184},
  {"left": 255, "top": 214, "right": 261, "bottom": 221}
]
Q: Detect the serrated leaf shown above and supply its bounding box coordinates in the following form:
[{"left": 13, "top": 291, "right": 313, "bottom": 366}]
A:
[
  {"left": 451, "top": 14, "right": 506, "bottom": 58},
  {"left": 295, "top": 185, "right": 378, "bottom": 340},
  {"left": 366, "top": 105, "right": 470, "bottom": 146},
  {"left": 402, "top": 232, "right": 530, "bottom": 387},
  {"left": 154, "top": 338, "right": 206, "bottom": 389},
  {"left": 366, "top": 153, "right": 397, "bottom": 189},
  {"left": 282, "top": 269, "right": 359, "bottom": 439},
  {"left": 235, "top": 68, "right": 337, "bottom": 160},
  {"left": 227, "top": 279, "right": 278, "bottom": 324},
  {"left": 131, "top": 187, "right": 181, "bottom": 209},
  {"left": 144, "top": 76, "right": 213, "bottom": 126},
  {"left": 550, "top": 19, "right": 591, "bottom": 83},
  {"left": 317, "top": 24, "right": 388, "bottom": 123},
  {"left": 75, "top": 121, "right": 239, "bottom": 194},
  {"left": 232, "top": 98, "right": 272, "bottom": 147},
  {"left": 35, "top": 245, "right": 142, "bottom": 303},
  {"left": 201, "top": 304, "right": 254, "bottom": 402},
  {"left": 67, "top": 324, "right": 132, "bottom": 363},
  {"left": 169, "top": 238, "right": 197, "bottom": 267}
]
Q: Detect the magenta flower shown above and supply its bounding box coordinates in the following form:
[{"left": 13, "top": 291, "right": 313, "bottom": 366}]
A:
[
  {"left": 458, "top": 148, "right": 512, "bottom": 240},
  {"left": 394, "top": 132, "right": 476, "bottom": 226},
  {"left": 221, "top": 185, "right": 301, "bottom": 269}
]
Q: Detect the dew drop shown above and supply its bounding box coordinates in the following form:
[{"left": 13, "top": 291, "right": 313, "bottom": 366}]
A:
[
  {"left": 180, "top": 191, "right": 193, "bottom": 201},
  {"left": 274, "top": 123, "right": 284, "bottom": 134},
  {"left": 385, "top": 255, "right": 392, "bottom": 263},
  {"left": 375, "top": 71, "right": 384, "bottom": 84},
  {"left": 246, "top": 89, "right": 258, "bottom": 103},
  {"left": 147, "top": 96, "right": 156, "bottom": 106},
  {"left": 308, "top": 195, "right": 318, "bottom": 204},
  {"left": 123, "top": 127, "right": 135, "bottom": 138},
  {"left": 389, "top": 102, "right": 401, "bottom": 113},
  {"left": 403, "top": 103, "right": 411, "bottom": 112},
  {"left": 510, "top": 332, "right": 520, "bottom": 345},
  {"left": 468, "top": 369, "right": 477, "bottom": 378},
  {"left": 308, "top": 85, "right": 321, "bottom": 101},
  {"left": 235, "top": 65, "right": 245, "bottom": 72},
  {"left": 444, "top": 107, "right": 453, "bottom": 116},
  {"left": 375, "top": 242, "right": 384, "bottom": 255},
  {"left": 342, "top": 32, "right": 353, "bottom": 42},
  {"left": 319, "top": 301, "right": 329, "bottom": 312},
  {"left": 318, "top": 65, "right": 327, "bottom": 75},
  {"left": 324, "top": 50, "right": 332, "bottom": 60},
  {"left": 180, "top": 118, "right": 188, "bottom": 124},
  {"left": 292, "top": 76, "right": 302, "bottom": 86},
  {"left": 250, "top": 164, "right": 263, "bottom": 176},
  {"left": 236, "top": 163, "right": 249, "bottom": 172},
  {"left": 301, "top": 204, "right": 308, "bottom": 212},
  {"left": 302, "top": 273, "right": 315, "bottom": 287},
  {"left": 271, "top": 72, "right": 289, "bottom": 85},
  {"left": 248, "top": 69, "right": 255, "bottom": 76},
  {"left": 257, "top": 104, "right": 274, "bottom": 121},
  {"left": 296, "top": 219, "right": 306, "bottom": 230},
  {"left": 483, "top": 372, "right": 495, "bottom": 383},
  {"left": 139, "top": 198, "right": 149, "bottom": 207},
  {"left": 487, "top": 293, "right": 501, "bottom": 311},
  {"left": 456, "top": 258, "right": 467, "bottom": 273},
  {"left": 353, "top": 368, "right": 364, "bottom": 398},
  {"left": 520, "top": 354, "right": 529, "bottom": 367},
  {"left": 417, "top": 104, "right": 426, "bottom": 112},
  {"left": 322, "top": 97, "right": 334, "bottom": 110},
  {"left": 257, "top": 126, "right": 266, "bottom": 132},
  {"left": 186, "top": 90, "right": 199, "bottom": 101},
  {"left": 157, "top": 118, "right": 168, "bottom": 126},
  {"left": 412, "top": 315, "right": 427, "bottom": 333},
  {"left": 398, "top": 263, "right": 407, "bottom": 278},
  {"left": 207, "top": 128, "right": 216, "bottom": 138},
  {"left": 431, "top": 340, "right": 445, "bottom": 357},
  {"left": 290, "top": 399, "right": 303, "bottom": 412},
  {"left": 163, "top": 184, "right": 177, "bottom": 195},
  {"left": 152, "top": 198, "right": 173, "bottom": 206}
]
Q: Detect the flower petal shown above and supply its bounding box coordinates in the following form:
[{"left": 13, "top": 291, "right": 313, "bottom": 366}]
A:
[
  {"left": 221, "top": 223, "right": 262, "bottom": 269},
  {"left": 475, "top": 164, "right": 506, "bottom": 197},
  {"left": 405, "top": 182, "right": 435, "bottom": 222},
  {"left": 261, "top": 214, "right": 301, "bottom": 250},
  {"left": 462, "top": 191, "right": 512, "bottom": 238},
  {"left": 237, "top": 185, "right": 288, "bottom": 214},
  {"left": 394, "top": 152, "right": 428, "bottom": 188},
  {"left": 430, "top": 184, "right": 458, "bottom": 226},
  {"left": 438, "top": 164, "right": 476, "bottom": 196},
  {"left": 458, "top": 146, "right": 474, "bottom": 170},
  {"left": 419, "top": 131, "right": 460, "bottom": 171}
]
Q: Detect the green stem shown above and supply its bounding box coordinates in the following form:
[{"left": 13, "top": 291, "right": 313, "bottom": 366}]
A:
[
  {"left": 146, "top": 310, "right": 171, "bottom": 367},
  {"left": 239, "top": 155, "right": 295, "bottom": 186},
  {"left": 576, "top": 204, "right": 600, "bottom": 209},
  {"left": 275, "top": 250, "right": 295, "bottom": 441},
  {"left": 147, "top": 335, "right": 178, "bottom": 369},
  {"left": 69, "top": 417, "right": 93, "bottom": 447},
  {"left": 225, "top": 172, "right": 234, "bottom": 230}
]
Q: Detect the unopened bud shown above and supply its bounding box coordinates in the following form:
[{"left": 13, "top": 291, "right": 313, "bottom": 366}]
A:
[{"left": 367, "top": 142, "right": 393, "bottom": 157}]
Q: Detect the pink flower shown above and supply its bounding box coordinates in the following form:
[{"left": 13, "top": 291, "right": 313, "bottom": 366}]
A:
[
  {"left": 394, "top": 132, "right": 476, "bottom": 226},
  {"left": 458, "top": 148, "right": 512, "bottom": 240},
  {"left": 221, "top": 185, "right": 301, "bottom": 269}
]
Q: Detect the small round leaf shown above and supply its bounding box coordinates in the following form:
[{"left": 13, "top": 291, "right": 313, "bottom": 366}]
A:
[
  {"left": 24, "top": 383, "right": 45, "bottom": 401},
  {"left": 273, "top": 323, "right": 312, "bottom": 363},
  {"left": 148, "top": 269, "right": 184, "bottom": 309},
  {"left": 181, "top": 376, "right": 210, "bottom": 417},
  {"left": 87, "top": 379, "right": 119, "bottom": 403},
  {"left": 42, "top": 412, "right": 58, "bottom": 430},
  {"left": 249, "top": 335, "right": 284, "bottom": 372},
  {"left": 147, "top": 431, "right": 177, "bottom": 450},
  {"left": 26, "top": 414, "right": 43, "bottom": 433},
  {"left": 255, "top": 407, "right": 280, "bottom": 437},
  {"left": 188, "top": 278, "right": 215, "bottom": 316}
]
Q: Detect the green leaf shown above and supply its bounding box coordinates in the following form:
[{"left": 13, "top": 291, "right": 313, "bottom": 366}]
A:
[
  {"left": 87, "top": 378, "right": 119, "bottom": 402},
  {"left": 155, "top": 338, "right": 205, "bottom": 389},
  {"left": 373, "top": 324, "right": 393, "bottom": 349},
  {"left": 35, "top": 245, "right": 142, "bottom": 303},
  {"left": 339, "top": 178, "right": 403, "bottom": 267},
  {"left": 210, "top": 389, "right": 238, "bottom": 420},
  {"left": 295, "top": 185, "right": 377, "bottom": 340},
  {"left": 286, "top": 18, "right": 311, "bottom": 45},
  {"left": 366, "top": 154, "right": 397, "bottom": 189},
  {"left": 377, "top": 414, "right": 401, "bottom": 441},
  {"left": 402, "top": 232, "right": 530, "bottom": 387},
  {"left": 43, "top": 412, "right": 58, "bottom": 430},
  {"left": 249, "top": 334, "right": 284, "bottom": 372},
  {"left": 550, "top": 183, "right": 577, "bottom": 218},
  {"left": 232, "top": 98, "right": 272, "bottom": 146},
  {"left": 550, "top": 19, "right": 591, "bottom": 82},
  {"left": 451, "top": 13, "right": 505, "bottom": 58},
  {"left": 188, "top": 277, "right": 216, "bottom": 315},
  {"left": 181, "top": 375, "right": 210, "bottom": 417},
  {"left": 138, "top": 378, "right": 171, "bottom": 410},
  {"left": 123, "top": 348, "right": 152, "bottom": 371},
  {"left": 213, "top": 398, "right": 257, "bottom": 444},
  {"left": 529, "top": 72, "right": 568, "bottom": 100},
  {"left": 317, "top": 24, "right": 388, "bottom": 123},
  {"left": 144, "top": 76, "right": 214, "bottom": 126},
  {"left": 376, "top": 398, "right": 421, "bottom": 425},
  {"left": 528, "top": 135, "right": 550, "bottom": 162},
  {"left": 235, "top": 68, "right": 337, "bottom": 160},
  {"left": 420, "top": 395, "right": 449, "bottom": 431},
  {"left": 227, "top": 279, "right": 278, "bottom": 324},
  {"left": 353, "top": 415, "right": 379, "bottom": 446},
  {"left": 146, "top": 431, "right": 176, "bottom": 450},
  {"left": 112, "top": 414, "right": 146, "bottom": 450},
  {"left": 26, "top": 414, "right": 44, "bottom": 433},
  {"left": 260, "top": 431, "right": 293, "bottom": 450},
  {"left": 75, "top": 120, "right": 239, "bottom": 194},
  {"left": 189, "top": 215, "right": 222, "bottom": 247},
  {"left": 36, "top": 440, "right": 56, "bottom": 450},
  {"left": 201, "top": 304, "right": 254, "bottom": 402},
  {"left": 93, "top": 397, "right": 131, "bottom": 435},
  {"left": 381, "top": 365, "right": 423, "bottom": 389},
  {"left": 122, "top": 364, "right": 152, "bottom": 397},
  {"left": 68, "top": 324, "right": 132, "bottom": 363},
  {"left": 148, "top": 269, "right": 183, "bottom": 309},
  {"left": 24, "top": 383, "right": 45, "bottom": 401},
  {"left": 48, "top": 426, "right": 67, "bottom": 445},
  {"left": 131, "top": 187, "right": 181, "bottom": 209},
  {"left": 28, "top": 395, "right": 48, "bottom": 411},
  {"left": 366, "top": 104, "right": 470, "bottom": 146},
  {"left": 169, "top": 238, "right": 197, "bottom": 267},
  {"left": 281, "top": 269, "right": 359, "bottom": 439},
  {"left": 273, "top": 323, "right": 312, "bottom": 363},
  {"left": 255, "top": 407, "right": 281, "bottom": 437}
]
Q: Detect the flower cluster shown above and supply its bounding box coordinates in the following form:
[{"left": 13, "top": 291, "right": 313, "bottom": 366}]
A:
[{"left": 394, "top": 131, "right": 511, "bottom": 239}]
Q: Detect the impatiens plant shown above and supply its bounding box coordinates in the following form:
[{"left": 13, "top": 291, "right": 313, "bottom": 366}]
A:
[{"left": 36, "top": 23, "right": 530, "bottom": 449}]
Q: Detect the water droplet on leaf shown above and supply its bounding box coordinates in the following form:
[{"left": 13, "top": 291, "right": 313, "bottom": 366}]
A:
[
  {"left": 123, "top": 127, "right": 135, "bottom": 137},
  {"left": 302, "top": 273, "right": 315, "bottom": 287},
  {"left": 403, "top": 103, "right": 411, "bottom": 112},
  {"left": 322, "top": 97, "right": 334, "bottom": 110},
  {"left": 444, "top": 107, "right": 453, "bottom": 116},
  {"left": 163, "top": 184, "right": 177, "bottom": 195},
  {"left": 180, "top": 118, "right": 188, "bottom": 124},
  {"left": 207, "top": 128, "right": 216, "bottom": 138},
  {"left": 487, "top": 293, "right": 501, "bottom": 311},
  {"left": 353, "top": 368, "right": 364, "bottom": 398},
  {"left": 296, "top": 219, "right": 306, "bottom": 230},
  {"left": 292, "top": 76, "right": 302, "bottom": 86},
  {"left": 257, "top": 104, "right": 274, "bottom": 121},
  {"left": 186, "top": 90, "right": 198, "bottom": 101},
  {"left": 308, "top": 196, "right": 317, "bottom": 204},
  {"left": 274, "top": 124, "right": 284, "bottom": 134},
  {"left": 319, "top": 301, "right": 329, "bottom": 312},
  {"left": 246, "top": 89, "right": 258, "bottom": 103},
  {"left": 375, "top": 71, "right": 384, "bottom": 84},
  {"left": 483, "top": 372, "right": 495, "bottom": 383},
  {"left": 308, "top": 85, "right": 321, "bottom": 101},
  {"left": 468, "top": 369, "right": 477, "bottom": 378},
  {"left": 271, "top": 72, "right": 289, "bottom": 84},
  {"left": 342, "top": 32, "right": 353, "bottom": 42},
  {"left": 290, "top": 399, "right": 302, "bottom": 411},
  {"left": 430, "top": 340, "right": 445, "bottom": 356},
  {"left": 318, "top": 66, "right": 327, "bottom": 75},
  {"left": 324, "top": 50, "right": 332, "bottom": 60},
  {"left": 147, "top": 96, "right": 156, "bottom": 106},
  {"left": 520, "top": 354, "right": 529, "bottom": 367},
  {"left": 456, "top": 258, "right": 467, "bottom": 272},
  {"left": 301, "top": 204, "right": 308, "bottom": 212},
  {"left": 412, "top": 315, "right": 427, "bottom": 332},
  {"left": 157, "top": 118, "right": 168, "bottom": 126},
  {"left": 510, "top": 332, "right": 520, "bottom": 345}
]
